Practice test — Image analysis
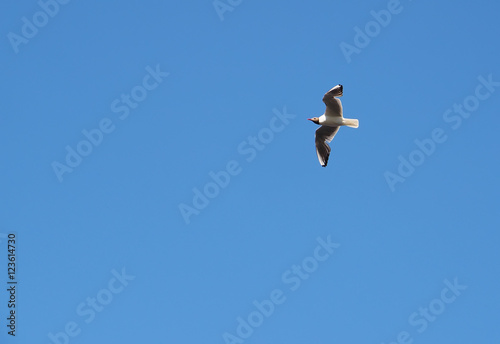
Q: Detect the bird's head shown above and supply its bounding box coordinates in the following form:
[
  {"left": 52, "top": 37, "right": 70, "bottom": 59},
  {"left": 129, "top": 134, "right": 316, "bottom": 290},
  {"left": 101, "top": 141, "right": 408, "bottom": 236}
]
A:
[{"left": 307, "top": 117, "right": 320, "bottom": 125}]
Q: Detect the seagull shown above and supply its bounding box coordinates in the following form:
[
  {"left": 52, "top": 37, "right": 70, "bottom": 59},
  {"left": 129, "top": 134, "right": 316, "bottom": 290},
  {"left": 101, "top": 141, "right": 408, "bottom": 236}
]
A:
[{"left": 308, "top": 84, "right": 359, "bottom": 167}]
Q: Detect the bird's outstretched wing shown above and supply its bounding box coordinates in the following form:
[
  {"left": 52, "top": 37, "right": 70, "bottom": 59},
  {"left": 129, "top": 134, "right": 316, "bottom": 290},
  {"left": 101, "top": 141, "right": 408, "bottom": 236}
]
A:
[
  {"left": 315, "top": 125, "right": 340, "bottom": 167},
  {"left": 322, "top": 85, "right": 343, "bottom": 118}
]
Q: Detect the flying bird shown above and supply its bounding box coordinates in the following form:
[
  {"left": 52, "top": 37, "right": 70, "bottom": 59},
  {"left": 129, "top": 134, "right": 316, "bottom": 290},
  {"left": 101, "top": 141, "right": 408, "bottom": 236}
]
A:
[{"left": 308, "top": 84, "right": 359, "bottom": 167}]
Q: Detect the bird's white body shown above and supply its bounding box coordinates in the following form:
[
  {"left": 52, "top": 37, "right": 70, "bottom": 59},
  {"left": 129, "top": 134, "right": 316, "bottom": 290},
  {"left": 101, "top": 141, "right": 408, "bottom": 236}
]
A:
[{"left": 317, "top": 114, "right": 358, "bottom": 128}]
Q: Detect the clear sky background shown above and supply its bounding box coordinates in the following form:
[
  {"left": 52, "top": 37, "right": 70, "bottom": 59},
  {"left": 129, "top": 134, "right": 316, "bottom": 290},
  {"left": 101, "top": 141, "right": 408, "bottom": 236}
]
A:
[{"left": 1, "top": 0, "right": 499, "bottom": 343}]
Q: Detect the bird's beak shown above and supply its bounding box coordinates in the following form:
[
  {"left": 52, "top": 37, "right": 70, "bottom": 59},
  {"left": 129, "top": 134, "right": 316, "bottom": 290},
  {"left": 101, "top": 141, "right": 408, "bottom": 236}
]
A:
[{"left": 307, "top": 118, "right": 313, "bottom": 121}]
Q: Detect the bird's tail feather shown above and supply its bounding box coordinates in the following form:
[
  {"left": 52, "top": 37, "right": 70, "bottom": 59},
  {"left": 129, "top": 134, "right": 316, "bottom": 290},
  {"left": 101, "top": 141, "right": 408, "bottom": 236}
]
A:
[{"left": 343, "top": 118, "right": 359, "bottom": 128}]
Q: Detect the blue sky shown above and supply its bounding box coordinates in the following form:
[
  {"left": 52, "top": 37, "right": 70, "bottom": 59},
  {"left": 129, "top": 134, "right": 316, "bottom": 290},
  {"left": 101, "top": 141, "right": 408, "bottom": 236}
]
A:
[{"left": 1, "top": 0, "right": 499, "bottom": 343}]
